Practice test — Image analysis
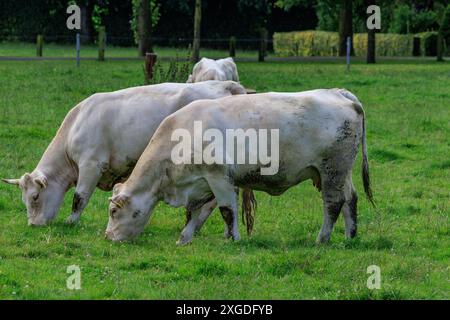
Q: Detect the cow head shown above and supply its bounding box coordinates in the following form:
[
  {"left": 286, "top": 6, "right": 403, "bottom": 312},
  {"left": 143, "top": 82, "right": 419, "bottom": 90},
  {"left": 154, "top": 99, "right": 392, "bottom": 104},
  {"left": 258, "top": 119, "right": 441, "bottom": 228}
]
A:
[
  {"left": 2, "top": 171, "right": 65, "bottom": 226},
  {"left": 105, "top": 183, "right": 156, "bottom": 242}
]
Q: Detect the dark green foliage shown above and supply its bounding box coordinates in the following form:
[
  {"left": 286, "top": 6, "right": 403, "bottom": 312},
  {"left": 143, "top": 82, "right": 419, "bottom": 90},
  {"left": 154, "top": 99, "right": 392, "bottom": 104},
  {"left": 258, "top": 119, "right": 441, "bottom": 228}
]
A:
[
  {"left": 389, "top": 4, "right": 438, "bottom": 34},
  {"left": 416, "top": 32, "right": 438, "bottom": 56},
  {"left": 0, "top": 0, "right": 317, "bottom": 48}
]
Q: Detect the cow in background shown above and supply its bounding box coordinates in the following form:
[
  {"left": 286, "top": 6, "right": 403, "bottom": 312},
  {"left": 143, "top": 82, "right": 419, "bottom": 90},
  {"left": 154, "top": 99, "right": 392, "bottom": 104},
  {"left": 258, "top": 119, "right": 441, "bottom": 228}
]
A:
[{"left": 187, "top": 57, "right": 239, "bottom": 83}]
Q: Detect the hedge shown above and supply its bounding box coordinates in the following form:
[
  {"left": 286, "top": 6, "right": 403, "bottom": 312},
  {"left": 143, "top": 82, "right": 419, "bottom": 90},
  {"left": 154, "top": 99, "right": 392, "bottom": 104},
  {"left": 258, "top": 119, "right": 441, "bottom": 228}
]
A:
[
  {"left": 273, "top": 30, "right": 417, "bottom": 57},
  {"left": 354, "top": 33, "right": 414, "bottom": 56},
  {"left": 273, "top": 31, "right": 339, "bottom": 57}
]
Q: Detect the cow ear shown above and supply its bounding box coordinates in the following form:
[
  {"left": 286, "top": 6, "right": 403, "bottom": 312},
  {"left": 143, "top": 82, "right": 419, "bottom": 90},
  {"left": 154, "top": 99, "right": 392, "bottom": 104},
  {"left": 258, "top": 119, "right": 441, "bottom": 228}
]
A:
[
  {"left": 186, "top": 74, "right": 193, "bottom": 83},
  {"left": 109, "top": 194, "right": 129, "bottom": 209},
  {"left": 34, "top": 176, "right": 48, "bottom": 189},
  {"left": 1, "top": 178, "right": 20, "bottom": 187}
]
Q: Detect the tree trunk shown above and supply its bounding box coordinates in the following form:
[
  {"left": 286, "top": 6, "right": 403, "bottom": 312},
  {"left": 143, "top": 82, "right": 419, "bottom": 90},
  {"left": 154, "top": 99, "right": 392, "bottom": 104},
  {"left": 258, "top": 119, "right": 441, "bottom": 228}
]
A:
[
  {"left": 80, "top": 0, "right": 93, "bottom": 44},
  {"left": 437, "top": 27, "right": 444, "bottom": 61},
  {"left": 191, "top": 0, "right": 202, "bottom": 63},
  {"left": 367, "top": 28, "right": 376, "bottom": 63},
  {"left": 366, "top": 0, "right": 376, "bottom": 63},
  {"left": 339, "top": 0, "right": 354, "bottom": 56},
  {"left": 437, "top": 2, "right": 448, "bottom": 62},
  {"left": 138, "top": 0, "right": 153, "bottom": 57}
]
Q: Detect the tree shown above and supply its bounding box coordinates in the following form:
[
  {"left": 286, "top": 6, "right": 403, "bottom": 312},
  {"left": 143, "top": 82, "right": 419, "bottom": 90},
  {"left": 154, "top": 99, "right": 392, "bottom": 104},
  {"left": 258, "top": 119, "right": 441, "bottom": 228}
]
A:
[
  {"left": 137, "top": 0, "right": 153, "bottom": 56},
  {"left": 191, "top": 0, "right": 202, "bottom": 62},
  {"left": 339, "top": 0, "right": 354, "bottom": 56},
  {"left": 131, "top": 0, "right": 160, "bottom": 47},
  {"left": 277, "top": 0, "right": 355, "bottom": 55},
  {"left": 366, "top": 0, "right": 377, "bottom": 63},
  {"left": 367, "top": 23, "right": 376, "bottom": 63},
  {"left": 80, "top": 0, "right": 94, "bottom": 44},
  {"left": 392, "top": 0, "right": 449, "bottom": 60},
  {"left": 388, "top": 3, "right": 437, "bottom": 34},
  {"left": 436, "top": 2, "right": 449, "bottom": 61}
]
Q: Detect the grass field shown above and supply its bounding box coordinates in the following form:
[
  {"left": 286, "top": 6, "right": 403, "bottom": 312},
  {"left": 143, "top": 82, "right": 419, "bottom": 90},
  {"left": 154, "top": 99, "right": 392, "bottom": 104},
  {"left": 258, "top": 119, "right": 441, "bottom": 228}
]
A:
[
  {"left": 0, "top": 41, "right": 258, "bottom": 59},
  {"left": 0, "top": 55, "right": 448, "bottom": 299}
]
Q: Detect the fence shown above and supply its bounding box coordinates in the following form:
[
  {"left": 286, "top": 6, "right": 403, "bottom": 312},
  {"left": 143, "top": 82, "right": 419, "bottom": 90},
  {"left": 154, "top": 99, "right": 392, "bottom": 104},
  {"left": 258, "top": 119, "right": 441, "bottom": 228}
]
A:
[
  {"left": 0, "top": 31, "right": 272, "bottom": 61},
  {"left": 2, "top": 31, "right": 447, "bottom": 62}
]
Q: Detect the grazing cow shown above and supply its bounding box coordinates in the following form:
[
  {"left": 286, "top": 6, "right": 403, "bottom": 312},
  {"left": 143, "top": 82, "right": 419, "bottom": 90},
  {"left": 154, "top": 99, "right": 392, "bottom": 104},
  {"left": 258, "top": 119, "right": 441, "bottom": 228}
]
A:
[
  {"left": 105, "top": 89, "right": 374, "bottom": 244},
  {"left": 2, "top": 81, "right": 247, "bottom": 226},
  {"left": 187, "top": 57, "right": 239, "bottom": 83}
]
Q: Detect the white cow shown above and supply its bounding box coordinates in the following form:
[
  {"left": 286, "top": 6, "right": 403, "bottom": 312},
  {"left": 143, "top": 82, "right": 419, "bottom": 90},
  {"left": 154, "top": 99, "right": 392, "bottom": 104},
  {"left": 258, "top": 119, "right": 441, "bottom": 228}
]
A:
[
  {"left": 2, "top": 81, "right": 246, "bottom": 226},
  {"left": 105, "top": 89, "right": 374, "bottom": 244},
  {"left": 187, "top": 57, "right": 239, "bottom": 83}
]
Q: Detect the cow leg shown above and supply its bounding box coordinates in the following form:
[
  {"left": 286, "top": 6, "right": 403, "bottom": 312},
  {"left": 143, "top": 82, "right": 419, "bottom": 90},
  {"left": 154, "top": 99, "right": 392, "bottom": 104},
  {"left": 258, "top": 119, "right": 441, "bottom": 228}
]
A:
[
  {"left": 177, "top": 207, "right": 200, "bottom": 246},
  {"left": 316, "top": 170, "right": 347, "bottom": 244},
  {"left": 316, "top": 194, "right": 344, "bottom": 244},
  {"left": 342, "top": 177, "right": 358, "bottom": 239},
  {"left": 66, "top": 160, "right": 103, "bottom": 224},
  {"left": 177, "top": 199, "right": 217, "bottom": 246},
  {"left": 207, "top": 178, "right": 240, "bottom": 241},
  {"left": 193, "top": 198, "right": 217, "bottom": 233}
]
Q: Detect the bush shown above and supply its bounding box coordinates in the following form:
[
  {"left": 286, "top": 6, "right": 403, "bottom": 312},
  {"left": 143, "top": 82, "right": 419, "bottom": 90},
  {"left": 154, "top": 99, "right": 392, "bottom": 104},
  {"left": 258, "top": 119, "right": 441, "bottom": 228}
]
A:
[
  {"left": 148, "top": 55, "right": 191, "bottom": 84},
  {"left": 274, "top": 31, "right": 414, "bottom": 57},
  {"left": 273, "top": 30, "right": 339, "bottom": 57},
  {"left": 354, "top": 33, "right": 414, "bottom": 57}
]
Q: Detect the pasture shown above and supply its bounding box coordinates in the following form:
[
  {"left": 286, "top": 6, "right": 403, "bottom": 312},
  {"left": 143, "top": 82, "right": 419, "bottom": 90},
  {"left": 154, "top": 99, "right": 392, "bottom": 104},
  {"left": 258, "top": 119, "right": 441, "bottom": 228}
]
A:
[{"left": 0, "top": 56, "right": 448, "bottom": 299}]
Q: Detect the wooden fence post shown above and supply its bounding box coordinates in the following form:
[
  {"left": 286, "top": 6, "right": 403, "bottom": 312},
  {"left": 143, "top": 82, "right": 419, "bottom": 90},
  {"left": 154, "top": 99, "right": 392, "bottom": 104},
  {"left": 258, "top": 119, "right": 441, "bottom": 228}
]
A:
[
  {"left": 229, "top": 36, "right": 236, "bottom": 57},
  {"left": 144, "top": 52, "right": 158, "bottom": 84},
  {"left": 36, "top": 35, "right": 43, "bottom": 57},
  {"left": 98, "top": 26, "right": 106, "bottom": 61},
  {"left": 258, "top": 28, "right": 267, "bottom": 62}
]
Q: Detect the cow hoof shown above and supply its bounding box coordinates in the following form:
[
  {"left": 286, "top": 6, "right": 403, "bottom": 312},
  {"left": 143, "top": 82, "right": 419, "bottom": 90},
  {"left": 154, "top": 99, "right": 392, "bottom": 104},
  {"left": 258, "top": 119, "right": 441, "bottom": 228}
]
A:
[
  {"left": 176, "top": 238, "right": 192, "bottom": 246},
  {"left": 315, "top": 237, "right": 330, "bottom": 245},
  {"left": 223, "top": 230, "right": 232, "bottom": 239},
  {"left": 66, "top": 215, "right": 80, "bottom": 224}
]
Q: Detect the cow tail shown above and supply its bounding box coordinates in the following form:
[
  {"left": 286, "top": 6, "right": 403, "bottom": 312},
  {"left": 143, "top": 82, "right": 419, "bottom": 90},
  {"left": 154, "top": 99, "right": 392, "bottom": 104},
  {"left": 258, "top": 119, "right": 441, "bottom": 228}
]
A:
[
  {"left": 241, "top": 188, "right": 257, "bottom": 236},
  {"left": 360, "top": 108, "right": 375, "bottom": 206},
  {"left": 338, "top": 88, "right": 375, "bottom": 206}
]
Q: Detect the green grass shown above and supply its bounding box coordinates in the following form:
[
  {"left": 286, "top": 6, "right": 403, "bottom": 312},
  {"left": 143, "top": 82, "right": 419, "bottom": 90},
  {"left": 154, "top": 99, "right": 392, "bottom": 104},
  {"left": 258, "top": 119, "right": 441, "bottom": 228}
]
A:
[
  {"left": 0, "top": 41, "right": 258, "bottom": 59},
  {"left": 0, "top": 54, "right": 449, "bottom": 299}
]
